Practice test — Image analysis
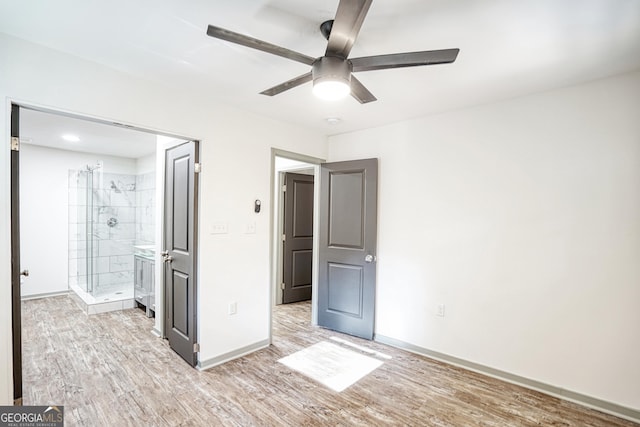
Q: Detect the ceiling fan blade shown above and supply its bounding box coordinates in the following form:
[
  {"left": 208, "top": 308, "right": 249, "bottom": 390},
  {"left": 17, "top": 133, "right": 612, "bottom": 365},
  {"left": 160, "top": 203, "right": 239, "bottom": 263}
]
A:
[
  {"left": 260, "top": 72, "right": 313, "bottom": 96},
  {"left": 351, "top": 48, "right": 460, "bottom": 72},
  {"left": 325, "top": 0, "right": 373, "bottom": 59},
  {"left": 207, "top": 25, "right": 316, "bottom": 66},
  {"left": 350, "top": 75, "right": 377, "bottom": 104}
]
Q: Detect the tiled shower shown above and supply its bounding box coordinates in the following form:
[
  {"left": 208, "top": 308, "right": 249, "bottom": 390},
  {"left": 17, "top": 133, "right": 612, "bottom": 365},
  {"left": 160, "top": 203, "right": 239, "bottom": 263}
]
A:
[{"left": 68, "top": 162, "right": 155, "bottom": 309}]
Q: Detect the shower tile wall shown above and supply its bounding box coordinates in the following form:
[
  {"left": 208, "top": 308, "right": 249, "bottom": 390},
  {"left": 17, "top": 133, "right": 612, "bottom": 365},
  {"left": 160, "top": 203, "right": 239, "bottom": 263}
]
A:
[
  {"left": 136, "top": 171, "right": 156, "bottom": 244},
  {"left": 97, "top": 172, "right": 137, "bottom": 296},
  {"left": 69, "top": 170, "right": 138, "bottom": 297},
  {"left": 68, "top": 170, "right": 86, "bottom": 291},
  {"left": 69, "top": 168, "right": 156, "bottom": 299}
]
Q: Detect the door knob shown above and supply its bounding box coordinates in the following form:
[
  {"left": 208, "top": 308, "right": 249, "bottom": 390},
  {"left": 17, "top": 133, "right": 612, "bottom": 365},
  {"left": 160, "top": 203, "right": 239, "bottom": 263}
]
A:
[
  {"left": 161, "top": 251, "right": 173, "bottom": 263},
  {"left": 20, "top": 269, "right": 29, "bottom": 277},
  {"left": 364, "top": 254, "right": 376, "bottom": 263}
]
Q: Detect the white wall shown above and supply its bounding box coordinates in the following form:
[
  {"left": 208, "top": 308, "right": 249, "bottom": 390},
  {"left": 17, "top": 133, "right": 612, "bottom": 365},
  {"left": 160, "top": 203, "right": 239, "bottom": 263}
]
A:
[
  {"left": 327, "top": 71, "right": 640, "bottom": 410},
  {"left": 135, "top": 152, "right": 157, "bottom": 175},
  {"left": 19, "top": 143, "right": 136, "bottom": 297},
  {"left": 0, "top": 33, "right": 327, "bottom": 403}
]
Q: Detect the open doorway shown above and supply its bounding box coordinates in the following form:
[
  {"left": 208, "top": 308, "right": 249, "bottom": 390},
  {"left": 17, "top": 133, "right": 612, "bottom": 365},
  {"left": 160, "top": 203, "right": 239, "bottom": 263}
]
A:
[
  {"left": 270, "top": 150, "right": 323, "bottom": 333},
  {"left": 11, "top": 104, "right": 196, "bottom": 402},
  {"left": 19, "top": 108, "right": 162, "bottom": 314},
  {"left": 274, "top": 159, "right": 315, "bottom": 305},
  {"left": 270, "top": 150, "right": 380, "bottom": 342}
]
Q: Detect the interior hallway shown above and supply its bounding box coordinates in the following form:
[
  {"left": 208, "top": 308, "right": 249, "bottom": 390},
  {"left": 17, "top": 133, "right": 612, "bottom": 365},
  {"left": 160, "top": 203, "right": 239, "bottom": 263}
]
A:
[{"left": 21, "top": 296, "right": 638, "bottom": 426}]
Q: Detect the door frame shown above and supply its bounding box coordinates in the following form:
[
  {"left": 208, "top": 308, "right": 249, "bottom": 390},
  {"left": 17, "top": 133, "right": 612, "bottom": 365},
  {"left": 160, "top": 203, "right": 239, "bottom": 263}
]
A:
[
  {"left": 7, "top": 100, "right": 201, "bottom": 397},
  {"left": 269, "top": 149, "right": 324, "bottom": 343}
]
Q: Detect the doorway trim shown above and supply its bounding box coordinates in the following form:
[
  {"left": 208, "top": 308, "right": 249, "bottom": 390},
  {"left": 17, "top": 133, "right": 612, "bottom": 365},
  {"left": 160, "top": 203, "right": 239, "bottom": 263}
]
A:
[
  {"left": 269, "top": 148, "right": 324, "bottom": 344},
  {"left": 8, "top": 101, "right": 195, "bottom": 141}
]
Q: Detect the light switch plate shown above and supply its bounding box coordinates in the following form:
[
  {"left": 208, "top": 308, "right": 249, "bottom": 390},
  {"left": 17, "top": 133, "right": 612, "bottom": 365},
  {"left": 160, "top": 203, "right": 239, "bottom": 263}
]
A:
[{"left": 210, "top": 222, "right": 228, "bottom": 234}]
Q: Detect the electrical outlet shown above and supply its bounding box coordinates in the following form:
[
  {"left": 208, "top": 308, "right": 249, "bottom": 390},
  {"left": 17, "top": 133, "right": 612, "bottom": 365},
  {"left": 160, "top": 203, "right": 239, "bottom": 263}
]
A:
[
  {"left": 245, "top": 222, "right": 256, "bottom": 234},
  {"left": 228, "top": 302, "right": 237, "bottom": 315},
  {"left": 436, "top": 304, "right": 445, "bottom": 317}
]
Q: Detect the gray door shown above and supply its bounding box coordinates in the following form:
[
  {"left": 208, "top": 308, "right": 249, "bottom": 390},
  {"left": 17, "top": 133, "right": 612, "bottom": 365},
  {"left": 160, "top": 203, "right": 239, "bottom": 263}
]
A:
[
  {"left": 163, "top": 141, "right": 199, "bottom": 366},
  {"left": 318, "top": 158, "right": 378, "bottom": 340},
  {"left": 282, "top": 172, "right": 314, "bottom": 303},
  {"left": 10, "top": 104, "right": 23, "bottom": 403}
]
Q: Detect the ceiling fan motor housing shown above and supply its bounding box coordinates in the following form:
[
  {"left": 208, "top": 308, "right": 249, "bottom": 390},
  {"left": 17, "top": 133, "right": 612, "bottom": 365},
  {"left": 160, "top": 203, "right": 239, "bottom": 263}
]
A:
[{"left": 312, "top": 56, "right": 352, "bottom": 87}]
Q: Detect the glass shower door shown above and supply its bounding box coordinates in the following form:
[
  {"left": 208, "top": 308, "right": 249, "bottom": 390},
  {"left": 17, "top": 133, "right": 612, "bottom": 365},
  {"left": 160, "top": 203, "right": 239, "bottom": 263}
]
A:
[
  {"left": 68, "top": 165, "right": 102, "bottom": 295},
  {"left": 86, "top": 168, "right": 96, "bottom": 293}
]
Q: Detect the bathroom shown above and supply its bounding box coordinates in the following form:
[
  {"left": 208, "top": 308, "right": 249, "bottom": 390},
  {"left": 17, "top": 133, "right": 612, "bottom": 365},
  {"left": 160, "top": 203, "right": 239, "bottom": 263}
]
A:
[{"left": 19, "top": 108, "right": 163, "bottom": 315}]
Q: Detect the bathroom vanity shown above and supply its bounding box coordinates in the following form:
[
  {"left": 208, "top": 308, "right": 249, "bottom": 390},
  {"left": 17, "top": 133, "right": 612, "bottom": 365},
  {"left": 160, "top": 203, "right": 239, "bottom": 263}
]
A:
[{"left": 134, "top": 245, "right": 155, "bottom": 317}]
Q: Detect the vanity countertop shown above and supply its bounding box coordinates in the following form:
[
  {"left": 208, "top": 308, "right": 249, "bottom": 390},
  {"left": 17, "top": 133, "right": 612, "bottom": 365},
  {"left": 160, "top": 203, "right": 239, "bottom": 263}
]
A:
[{"left": 134, "top": 245, "right": 156, "bottom": 258}]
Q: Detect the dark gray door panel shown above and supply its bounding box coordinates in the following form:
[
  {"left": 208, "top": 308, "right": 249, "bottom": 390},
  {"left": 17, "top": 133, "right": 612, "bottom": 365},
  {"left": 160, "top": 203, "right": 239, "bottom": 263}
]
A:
[
  {"left": 318, "top": 158, "right": 378, "bottom": 340},
  {"left": 283, "top": 172, "right": 314, "bottom": 303},
  {"left": 11, "top": 104, "right": 23, "bottom": 403},
  {"left": 164, "top": 141, "right": 198, "bottom": 366}
]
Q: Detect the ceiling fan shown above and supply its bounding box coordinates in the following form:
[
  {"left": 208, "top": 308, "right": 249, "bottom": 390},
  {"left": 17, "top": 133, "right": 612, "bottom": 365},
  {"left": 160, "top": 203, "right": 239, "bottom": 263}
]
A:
[{"left": 206, "top": 0, "right": 459, "bottom": 103}]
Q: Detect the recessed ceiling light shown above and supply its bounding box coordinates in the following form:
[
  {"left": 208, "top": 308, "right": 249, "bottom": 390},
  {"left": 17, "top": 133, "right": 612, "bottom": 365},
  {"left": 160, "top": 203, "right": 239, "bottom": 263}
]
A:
[
  {"left": 62, "top": 134, "right": 80, "bottom": 142},
  {"left": 325, "top": 117, "right": 342, "bottom": 125}
]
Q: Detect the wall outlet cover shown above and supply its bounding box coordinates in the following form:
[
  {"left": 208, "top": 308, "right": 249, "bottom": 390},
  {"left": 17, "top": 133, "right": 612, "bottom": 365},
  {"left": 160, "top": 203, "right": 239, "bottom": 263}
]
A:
[{"left": 228, "top": 302, "right": 237, "bottom": 315}]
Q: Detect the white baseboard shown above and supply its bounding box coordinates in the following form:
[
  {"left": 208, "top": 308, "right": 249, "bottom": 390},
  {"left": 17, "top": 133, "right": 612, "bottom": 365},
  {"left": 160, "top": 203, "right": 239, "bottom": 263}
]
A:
[
  {"left": 196, "top": 339, "right": 270, "bottom": 372},
  {"left": 21, "top": 290, "right": 69, "bottom": 301},
  {"left": 374, "top": 334, "right": 639, "bottom": 424}
]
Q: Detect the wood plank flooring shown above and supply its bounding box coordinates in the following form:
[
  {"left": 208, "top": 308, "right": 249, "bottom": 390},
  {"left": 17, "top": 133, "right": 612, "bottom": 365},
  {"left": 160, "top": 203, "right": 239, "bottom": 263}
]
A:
[{"left": 22, "top": 296, "right": 638, "bottom": 426}]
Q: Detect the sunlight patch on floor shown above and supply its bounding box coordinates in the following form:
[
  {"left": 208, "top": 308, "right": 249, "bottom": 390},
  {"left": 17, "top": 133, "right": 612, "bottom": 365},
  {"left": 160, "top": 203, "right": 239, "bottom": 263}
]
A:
[
  {"left": 330, "top": 336, "right": 393, "bottom": 360},
  {"left": 278, "top": 341, "right": 384, "bottom": 392}
]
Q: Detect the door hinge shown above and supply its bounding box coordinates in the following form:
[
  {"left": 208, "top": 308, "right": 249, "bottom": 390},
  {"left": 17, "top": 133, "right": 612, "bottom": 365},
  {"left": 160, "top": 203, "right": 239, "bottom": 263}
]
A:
[
  {"left": 11, "top": 137, "right": 19, "bottom": 151},
  {"left": 194, "top": 163, "right": 202, "bottom": 173},
  {"left": 282, "top": 184, "right": 286, "bottom": 192},
  {"left": 282, "top": 234, "right": 286, "bottom": 241},
  {"left": 280, "top": 283, "right": 285, "bottom": 290},
  {"left": 193, "top": 343, "right": 200, "bottom": 353}
]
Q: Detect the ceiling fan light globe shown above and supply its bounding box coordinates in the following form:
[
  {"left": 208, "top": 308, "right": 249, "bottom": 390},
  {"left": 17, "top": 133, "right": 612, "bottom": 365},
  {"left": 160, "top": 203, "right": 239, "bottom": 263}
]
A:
[
  {"left": 312, "top": 56, "right": 352, "bottom": 101},
  {"left": 313, "top": 79, "right": 351, "bottom": 101}
]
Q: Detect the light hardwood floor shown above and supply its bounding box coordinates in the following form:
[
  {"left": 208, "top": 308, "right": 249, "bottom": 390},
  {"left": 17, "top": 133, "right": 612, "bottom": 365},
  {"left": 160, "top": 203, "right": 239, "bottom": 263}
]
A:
[{"left": 22, "top": 296, "right": 637, "bottom": 426}]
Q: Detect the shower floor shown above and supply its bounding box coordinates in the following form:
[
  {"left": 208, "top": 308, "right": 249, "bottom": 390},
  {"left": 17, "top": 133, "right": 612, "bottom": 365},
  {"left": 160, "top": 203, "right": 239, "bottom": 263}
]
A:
[
  {"left": 70, "top": 283, "right": 135, "bottom": 315},
  {"left": 93, "top": 283, "right": 135, "bottom": 300}
]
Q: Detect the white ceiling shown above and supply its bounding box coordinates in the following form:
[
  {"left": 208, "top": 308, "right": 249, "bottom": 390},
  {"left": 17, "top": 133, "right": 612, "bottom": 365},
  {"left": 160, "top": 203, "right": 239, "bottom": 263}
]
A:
[
  {"left": 20, "top": 108, "right": 158, "bottom": 158},
  {"left": 1, "top": 0, "right": 639, "bottom": 136}
]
